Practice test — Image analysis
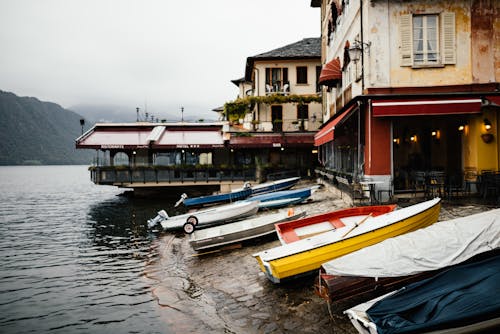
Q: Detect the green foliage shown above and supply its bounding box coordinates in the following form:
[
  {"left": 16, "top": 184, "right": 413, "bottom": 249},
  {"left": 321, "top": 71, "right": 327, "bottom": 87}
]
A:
[{"left": 223, "top": 94, "right": 321, "bottom": 121}]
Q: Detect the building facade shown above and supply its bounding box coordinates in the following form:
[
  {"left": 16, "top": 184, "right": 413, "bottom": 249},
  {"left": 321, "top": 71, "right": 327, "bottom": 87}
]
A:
[
  {"left": 312, "top": 0, "right": 500, "bottom": 199},
  {"left": 76, "top": 41, "right": 325, "bottom": 193}
]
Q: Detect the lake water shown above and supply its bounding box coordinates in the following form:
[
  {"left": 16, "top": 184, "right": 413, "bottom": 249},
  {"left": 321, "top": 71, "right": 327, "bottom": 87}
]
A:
[{"left": 0, "top": 166, "right": 180, "bottom": 333}]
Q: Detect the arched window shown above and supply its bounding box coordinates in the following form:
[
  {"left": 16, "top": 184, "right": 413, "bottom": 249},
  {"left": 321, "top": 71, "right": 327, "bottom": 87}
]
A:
[{"left": 113, "top": 152, "right": 129, "bottom": 166}]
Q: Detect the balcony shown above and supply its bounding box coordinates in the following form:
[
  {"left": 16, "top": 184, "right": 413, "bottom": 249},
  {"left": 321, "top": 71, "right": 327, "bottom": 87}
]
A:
[
  {"left": 89, "top": 165, "right": 257, "bottom": 186},
  {"left": 265, "top": 83, "right": 290, "bottom": 95}
]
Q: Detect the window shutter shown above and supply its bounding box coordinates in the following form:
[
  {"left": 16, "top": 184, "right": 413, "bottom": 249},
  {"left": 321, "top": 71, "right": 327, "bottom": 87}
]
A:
[
  {"left": 400, "top": 14, "right": 412, "bottom": 66},
  {"left": 265, "top": 68, "right": 270, "bottom": 84},
  {"left": 442, "top": 12, "right": 456, "bottom": 64},
  {"left": 283, "top": 68, "right": 288, "bottom": 84}
]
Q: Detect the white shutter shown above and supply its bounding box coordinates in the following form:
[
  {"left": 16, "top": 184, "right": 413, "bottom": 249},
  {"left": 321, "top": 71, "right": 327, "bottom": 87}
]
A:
[
  {"left": 442, "top": 12, "right": 456, "bottom": 64},
  {"left": 400, "top": 14, "right": 413, "bottom": 66}
]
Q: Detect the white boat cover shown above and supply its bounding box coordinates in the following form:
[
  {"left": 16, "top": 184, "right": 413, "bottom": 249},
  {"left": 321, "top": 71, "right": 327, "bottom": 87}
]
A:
[{"left": 322, "top": 208, "right": 500, "bottom": 277}]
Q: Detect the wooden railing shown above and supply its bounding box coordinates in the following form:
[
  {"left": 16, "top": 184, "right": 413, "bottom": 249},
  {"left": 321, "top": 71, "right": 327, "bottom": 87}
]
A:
[{"left": 89, "top": 166, "right": 257, "bottom": 185}]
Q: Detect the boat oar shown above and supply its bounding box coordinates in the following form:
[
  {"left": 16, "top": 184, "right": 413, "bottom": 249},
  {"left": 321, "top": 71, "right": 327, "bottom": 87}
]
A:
[{"left": 341, "top": 213, "right": 373, "bottom": 238}]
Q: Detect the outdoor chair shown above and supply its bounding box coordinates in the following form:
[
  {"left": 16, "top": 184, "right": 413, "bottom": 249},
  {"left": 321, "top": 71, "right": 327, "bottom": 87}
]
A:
[{"left": 426, "top": 171, "right": 445, "bottom": 199}]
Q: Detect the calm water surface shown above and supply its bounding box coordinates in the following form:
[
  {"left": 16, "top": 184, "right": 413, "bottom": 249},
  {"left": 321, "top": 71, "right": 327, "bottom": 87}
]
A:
[{"left": 0, "top": 166, "right": 179, "bottom": 333}]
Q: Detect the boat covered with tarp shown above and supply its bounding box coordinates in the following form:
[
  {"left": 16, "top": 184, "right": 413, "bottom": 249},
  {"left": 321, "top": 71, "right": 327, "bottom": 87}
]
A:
[
  {"left": 344, "top": 253, "right": 500, "bottom": 334},
  {"left": 317, "top": 208, "right": 500, "bottom": 303}
]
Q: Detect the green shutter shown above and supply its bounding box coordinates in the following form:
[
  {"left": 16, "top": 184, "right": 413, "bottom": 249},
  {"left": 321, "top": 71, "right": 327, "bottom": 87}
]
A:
[
  {"left": 400, "top": 14, "right": 412, "bottom": 66},
  {"left": 442, "top": 12, "right": 456, "bottom": 64}
]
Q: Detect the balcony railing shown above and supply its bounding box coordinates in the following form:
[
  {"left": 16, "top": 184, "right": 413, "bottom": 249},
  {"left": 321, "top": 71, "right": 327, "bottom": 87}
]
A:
[
  {"left": 265, "top": 83, "right": 290, "bottom": 95},
  {"left": 89, "top": 166, "right": 257, "bottom": 186}
]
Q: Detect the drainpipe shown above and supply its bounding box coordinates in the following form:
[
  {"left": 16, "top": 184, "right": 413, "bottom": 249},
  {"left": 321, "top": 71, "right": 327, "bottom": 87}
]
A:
[
  {"left": 360, "top": 0, "right": 365, "bottom": 92},
  {"left": 254, "top": 68, "right": 260, "bottom": 128}
]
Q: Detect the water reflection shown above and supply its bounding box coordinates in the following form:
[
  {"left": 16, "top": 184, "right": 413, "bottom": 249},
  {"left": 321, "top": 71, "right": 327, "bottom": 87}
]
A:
[{"left": 85, "top": 194, "right": 185, "bottom": 259}]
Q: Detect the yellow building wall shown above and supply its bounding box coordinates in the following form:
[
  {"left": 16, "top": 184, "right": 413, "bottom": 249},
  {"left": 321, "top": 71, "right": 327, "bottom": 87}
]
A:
[{"left": 463, "top": 113, "right": 498, "bottom": 172}]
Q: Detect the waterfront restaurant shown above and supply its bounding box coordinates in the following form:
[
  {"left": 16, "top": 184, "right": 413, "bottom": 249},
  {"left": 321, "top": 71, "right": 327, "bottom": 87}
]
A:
[
  {"left": 76, "top": 121, "right": 315, "bottom": 194},
  {"left": 311, "top": 0, "right": 500, "bottom": 201}
]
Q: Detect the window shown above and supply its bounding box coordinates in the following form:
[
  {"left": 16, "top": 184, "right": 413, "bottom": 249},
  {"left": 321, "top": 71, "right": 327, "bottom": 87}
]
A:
[
  {"left": 413, "top": 15, "right": 438, "bottom": 64},
  {"left": 297, "top": 104, "right": 309, "bottom": 120},
  {"left": 265, "top": 67, "right": 289, "bottom": 89},
  {"left": 296, "top": 66, "right": 308, "bottom": 84},
  {"left": 400, "top": 12, "right": 455, "bottom": 67}
]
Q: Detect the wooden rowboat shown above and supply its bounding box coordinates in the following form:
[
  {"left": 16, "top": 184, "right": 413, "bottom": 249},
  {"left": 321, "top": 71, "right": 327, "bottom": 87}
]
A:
[
  {"left": 275, "top": 204, "right": 396, "bottom": 244},
  {"left": 189, "top": 209, "right": 306, "bottom": 251},
  {"left": 147, "top": 200, "right": 259, "bottom": 233},
  {"left": 253, "top": 198, "right": 441, "bottom": 283},
  {"left": 316, "top": 208, "right": 500, "bottom": 304}
]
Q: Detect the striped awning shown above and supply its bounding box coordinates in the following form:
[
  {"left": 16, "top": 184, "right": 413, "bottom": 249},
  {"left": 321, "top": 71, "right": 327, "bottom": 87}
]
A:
[{"left": 318, "top": 57, "right": 342, "bottom": 86}]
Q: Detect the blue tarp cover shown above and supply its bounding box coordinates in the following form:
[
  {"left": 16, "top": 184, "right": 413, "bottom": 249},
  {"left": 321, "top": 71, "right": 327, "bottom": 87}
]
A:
[{"left": 366, "top": 253, "right": 500, "bottom": 334}]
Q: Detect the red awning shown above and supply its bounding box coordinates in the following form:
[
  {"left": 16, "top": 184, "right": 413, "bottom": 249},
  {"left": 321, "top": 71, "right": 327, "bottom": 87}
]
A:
[
  {"left": 314, "top": 105, "right": 355, "bottom": 146},
  {"left": 318, "top": 57, "right": 342, "bottom": 86},
  {"left": 372, "top": 98, "right": 484, "bottom": 117}
]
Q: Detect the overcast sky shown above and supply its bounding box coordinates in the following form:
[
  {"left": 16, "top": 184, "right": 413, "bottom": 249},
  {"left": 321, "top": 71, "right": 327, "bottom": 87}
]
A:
[{"left": 0, "top": 0, "right": 319, "bottom": 121}]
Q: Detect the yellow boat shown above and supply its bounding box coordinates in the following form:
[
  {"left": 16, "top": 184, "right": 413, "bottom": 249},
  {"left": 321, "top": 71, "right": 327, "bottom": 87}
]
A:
[{"left": 253, "top": 198, "right": 441, "bottom": 283}]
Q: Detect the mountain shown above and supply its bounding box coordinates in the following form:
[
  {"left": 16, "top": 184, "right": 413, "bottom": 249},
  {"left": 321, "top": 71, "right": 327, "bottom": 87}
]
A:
[{"left": 0, "top": 90, "right": 94, "bottom": 165}]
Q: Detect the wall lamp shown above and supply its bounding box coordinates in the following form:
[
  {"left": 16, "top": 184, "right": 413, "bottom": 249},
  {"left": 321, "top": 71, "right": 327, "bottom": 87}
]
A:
[
  {"left": 431, "top": 130, "right": 441, "bottom": 139},
  {"left": 348, "top": 39, "right": 371, "bottom": 63},
  {"left": 484, "top": 118, "right": 492, "bottom": 131}
]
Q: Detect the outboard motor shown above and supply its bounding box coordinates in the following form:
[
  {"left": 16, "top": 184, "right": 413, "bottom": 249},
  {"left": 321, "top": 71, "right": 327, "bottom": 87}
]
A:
[
  {"left": 174, "top": 193, "right": 188, "bottom": 207},
  {"left": 147, "top": 210, "right": 169, "bottom": 228}
]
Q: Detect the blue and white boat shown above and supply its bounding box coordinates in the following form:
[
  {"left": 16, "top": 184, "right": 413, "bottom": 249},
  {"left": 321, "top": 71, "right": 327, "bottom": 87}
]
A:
[
  {"left": 246, "top": 185, "right": 320, "bottom": 210},
  {"left": 236, "top": 177, "right": 301, "bottom": 195},
  {"left": 175, "top": 177, "right": 300, "bottom": 208},
  {"left": 175, "top": 186, "right": 253, "bottom": 208}
]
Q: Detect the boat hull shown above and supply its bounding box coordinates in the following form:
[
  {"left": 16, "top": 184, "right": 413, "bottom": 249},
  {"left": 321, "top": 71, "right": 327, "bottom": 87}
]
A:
[
  {"left": 254, "top": 199, "right": 441, "bottom": 283},
  {"left": 182, "top": 188, "right": 253, "bottom": 208},
  {"left": 248, "top": 186, "right": 319, "bottom": 210},
  {"left": 160, "top": 200, "right": 259, "bottom": 231},
  {"left": 189, "top": 210, "right": 306, "bottom": 251},
  {"left": 247, "top": 177, "right": 300, "bottom": 195}
]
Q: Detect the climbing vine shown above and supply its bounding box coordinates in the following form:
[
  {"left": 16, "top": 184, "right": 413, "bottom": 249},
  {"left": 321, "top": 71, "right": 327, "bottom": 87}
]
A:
[{"left": 223, "top": 94, "right": 322, "bottom": 122}]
